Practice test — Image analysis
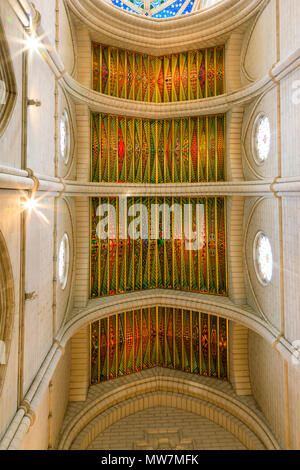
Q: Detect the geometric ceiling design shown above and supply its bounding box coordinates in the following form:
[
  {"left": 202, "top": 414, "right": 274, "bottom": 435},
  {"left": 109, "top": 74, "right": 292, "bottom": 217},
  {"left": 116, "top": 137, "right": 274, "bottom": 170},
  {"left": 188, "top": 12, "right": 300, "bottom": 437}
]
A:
[
  {"left": 90, "top": 308, "right": 229, "bottom": 384},
  {"left": 92, "top": 43, "right": 225, "bottom": 102},
  {"left": 90, "top": 197, "right": 227, "bottom": 298},
  {"left": 91, "top": 114, "right": 225, "bottom": 184}
]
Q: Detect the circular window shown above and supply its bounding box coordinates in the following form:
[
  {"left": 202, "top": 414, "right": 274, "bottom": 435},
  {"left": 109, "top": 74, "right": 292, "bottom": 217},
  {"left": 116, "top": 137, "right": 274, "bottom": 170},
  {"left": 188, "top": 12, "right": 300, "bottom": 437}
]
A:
[
  {"left": 60, "top": 109, "right": 70, "bottom": 164},
  {"left": 58, "top": 233, "right": 70, "bottom": 290},
  {"left": 253, "top": 113, "right": 271, "bottom": 164},
  {"left": 254, "top": 232, "right": 273, "bottom": 286}
]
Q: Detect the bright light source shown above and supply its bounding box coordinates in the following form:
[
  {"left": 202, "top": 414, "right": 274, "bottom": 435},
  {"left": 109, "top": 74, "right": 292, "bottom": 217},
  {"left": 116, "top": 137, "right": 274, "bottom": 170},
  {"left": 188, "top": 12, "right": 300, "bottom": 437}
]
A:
[
  {"left": 25, "top": 33, "right": 41, "bottom": 52},
  {"left": 22, "top": 196, "right": 38, "bottom": 212},
  {"left": 21, "top": 195, "right": 50, "bottom": 224}
]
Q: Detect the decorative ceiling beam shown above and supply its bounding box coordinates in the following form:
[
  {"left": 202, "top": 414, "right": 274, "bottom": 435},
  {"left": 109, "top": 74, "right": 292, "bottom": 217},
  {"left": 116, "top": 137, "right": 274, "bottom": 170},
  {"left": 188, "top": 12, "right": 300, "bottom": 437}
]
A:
[
  {"left": 64, "top": 178, "right": 300, "bottom": 197},
  {"left": 64, "top": 180, "right": 274, "bottom": 197},
  {"left": 1, "top": 168, "right": 300, "bottom": 198},
  {"left": 56, "top": 289, "right": 295, "bottom": 365},
  {"left": 0, "top": 166, "right": 64, "bottom": 194}
]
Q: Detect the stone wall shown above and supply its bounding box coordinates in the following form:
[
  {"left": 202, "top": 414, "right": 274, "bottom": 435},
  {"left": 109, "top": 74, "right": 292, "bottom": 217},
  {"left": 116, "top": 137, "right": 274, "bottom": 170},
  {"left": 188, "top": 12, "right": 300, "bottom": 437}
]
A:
[{"left": 88, "top": 407, "right": 246, "bottom": 450}]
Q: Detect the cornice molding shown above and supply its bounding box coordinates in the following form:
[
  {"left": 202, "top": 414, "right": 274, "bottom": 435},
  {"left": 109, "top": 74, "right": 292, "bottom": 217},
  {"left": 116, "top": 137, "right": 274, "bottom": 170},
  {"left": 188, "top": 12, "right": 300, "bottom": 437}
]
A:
[
  {"left": 65, "top": 0, "right": 267, "bottom": 54},
  {"left": 1, "top": 167, "right": 300, "bottom": 197},
  {"left": 60, "top": 39, "right": 300, "bottom": 116},
  {"left": 64, "top": 179, "right": 275, "bottom": 197},
  {"left": 0, "top": 166, "right": 64, "bottom": 194},
  {"left": 56, "top": 36, "right": 299, "bottom": 118},
  {"left": 61, "top": 71, "right": 272, "bottom": 118}
]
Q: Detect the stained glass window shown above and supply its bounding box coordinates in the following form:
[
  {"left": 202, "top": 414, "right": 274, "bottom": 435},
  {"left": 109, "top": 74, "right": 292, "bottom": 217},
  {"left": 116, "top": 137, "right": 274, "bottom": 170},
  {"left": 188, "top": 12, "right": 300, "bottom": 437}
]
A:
[
  {"left": 58, "top": 234, "right": 70, "bottom": 290},
  {"left": 60, "top": 109, "right": 70, "bottom": 164},
  {"left": 253, "top": 114, "right": 271, "bottom": 164},
  {"left": 90, "top": 308, "right": 229, "bottom": 384},
  {"left": 92, "top": 43, "right": 225, "bottom": 102},
  {"left": 109, "top": 0, "right": 221, "bottom": 18},
  {"left": 254, "top": 232, "right": 273, "bottom": 285}
]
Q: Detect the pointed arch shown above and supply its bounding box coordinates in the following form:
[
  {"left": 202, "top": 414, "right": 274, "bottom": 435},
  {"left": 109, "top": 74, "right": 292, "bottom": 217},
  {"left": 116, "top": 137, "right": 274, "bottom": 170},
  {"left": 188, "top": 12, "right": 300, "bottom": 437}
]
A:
[
  {"left": 0, "top": 17, "right": 17, "bottom": 137},
  {"left": 58, "top": 368, "right": 280, "bottom": 450},
  {"left": 0, "top": 229, "right": 15, "bottom": 396}
]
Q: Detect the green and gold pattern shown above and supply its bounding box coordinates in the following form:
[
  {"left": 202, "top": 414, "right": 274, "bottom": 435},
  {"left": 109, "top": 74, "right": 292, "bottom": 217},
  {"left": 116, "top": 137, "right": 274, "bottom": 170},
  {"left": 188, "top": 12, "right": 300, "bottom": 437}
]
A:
[
  {"left": 90, "top": 308, "right": 229, "bottom": 384},
  {"left": 90, "top": 197, "right": 227, "bottom": 298},
  {"left": 91, "top": 113, "right": 225, "bottom": 184},
  {"left": 92, "top": 43, "right": 225, "bottom": 102}
]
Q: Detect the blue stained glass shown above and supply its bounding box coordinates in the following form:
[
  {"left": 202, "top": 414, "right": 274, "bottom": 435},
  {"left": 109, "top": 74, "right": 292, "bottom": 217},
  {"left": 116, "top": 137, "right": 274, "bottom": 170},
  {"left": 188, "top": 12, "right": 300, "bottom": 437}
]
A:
[
  {"left": 180, "top": 0, "right": 194, "bottom": 15},
  {"left": 151, "top": 0, "right": 164, "bottom": 8},
  {"left": 110, "top": 0, "right": 219, "bottom": 18},
  {"left": 152, "top": 1, "right": 187, "bottom": 18},
  {"left": 112, "top": 0, "right": 138, "bottom": 13}
]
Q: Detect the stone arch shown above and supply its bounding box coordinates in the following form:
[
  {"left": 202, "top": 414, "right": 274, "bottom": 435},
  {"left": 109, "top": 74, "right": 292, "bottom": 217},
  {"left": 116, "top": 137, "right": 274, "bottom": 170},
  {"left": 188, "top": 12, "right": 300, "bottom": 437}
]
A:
[
  {"left": 0, "top": 17, "right": 17, "bottom": 137},
  {"left": 0, "top": 229, "right": 15, "bottom": 395},
  {"left": 58, "top": 368, "right": 280, "bottom": 450},
  {"left": 60, "top": 289, "right": 276, "bottom": 350}
]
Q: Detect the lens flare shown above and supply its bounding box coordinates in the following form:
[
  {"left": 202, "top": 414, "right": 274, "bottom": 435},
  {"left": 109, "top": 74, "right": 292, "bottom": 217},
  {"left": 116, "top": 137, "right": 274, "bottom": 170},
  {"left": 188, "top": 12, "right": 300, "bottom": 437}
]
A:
[
  {"left": 22, "top": 196, "right": 38, "bottom": 211},
  {"left": 25, "top": 33, "right": 41, "bottom": 52},
  {"left": 21, "top": 195, "right": 50, "bottom": 225}
]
